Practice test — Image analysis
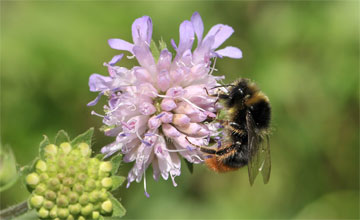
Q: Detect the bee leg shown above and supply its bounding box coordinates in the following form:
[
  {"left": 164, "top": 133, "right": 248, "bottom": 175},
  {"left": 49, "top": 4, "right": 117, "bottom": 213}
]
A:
[{"left": 185, "top": 137, "right": 217, "bottom": 155}]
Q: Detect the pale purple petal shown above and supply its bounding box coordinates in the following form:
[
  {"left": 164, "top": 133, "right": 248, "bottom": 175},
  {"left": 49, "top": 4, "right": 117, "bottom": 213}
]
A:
[
  {"left": 204, "top": 24, "right": 234, "bottom": 49},
  {"left": 160, "top": 112, "right": 173, "bottom": 124},
  {"left": 132, "top": 16, "right": 153, "bottom": 45},
  {"left": 191, "top": 12, "right": 204, "bottom": 45},
  {"left": 162, "top": 124, "right": 181, "bottom": 138},
  {"left": 172, "top": 114, "right": 191, "bottom": 127},
  {"left": 108, "top": 54, "right": 124, "bottom": 65},
  {"left": 215, "top": 46, "right": 242, "bottom": 59},
  {"left": 108, "top": 38, "right": 134, "bottom": 53},
  {"left": 161, "top": 98, "right": 177, "bottom": 111},
  {"left": 88, "top": 74, "right": 113, "bottom": 92},
  {"left": 157, "top": 49, "right": 172, "bottom": 70},
  {"left": 157, "top": 70, "right": 171, "bottom": 92},
  {"left": 133, "top": 45, "right": 156, "bottom": 71},
  {"left": 176, "top": 20, "right": 195, "bottom": 55}
]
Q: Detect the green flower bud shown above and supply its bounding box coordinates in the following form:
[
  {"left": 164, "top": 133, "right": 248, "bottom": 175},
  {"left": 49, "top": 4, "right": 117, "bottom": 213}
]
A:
[
  {"left": 45, "top": 190, "right": 57, "bottom": 201},
  {"left": 57, "top": 160, "right": 66, "bottom": 169},
  {"left": 92, "top": 211, "right": 100, "bottom": 219},
  {"left": 48, "top": 178, "right": 60, "bottom": 190},
  {"left": 66, "top": 214, "right": 74, "bottom": 220},
  {"left": 90, "top": 158, "right": 100, "bottom": 166},
  {"left": 26, "top": 173, "right": 40, "bottom": 187},
  {"left": 56, "top": 194, "right": 69, "bottom": 207},
  {"left": 99, "top": 190, "right": 108, "bottom": 201},
  {"left": 85, "top": 179, "right": 96, "bottom": 192},
  {"left": 36, "top": 160, "right": 47, "bottom": 172},
  {"left": 68, "top": 203, "right": 81, "bottom": 215},
  {"left": 57, "top": 207, "right": 69, "bottom": 219},
  {"left": 49, "top": 206, "right": 57, "bottom": 218},
  {"left": 68, "top": 191, "right": 79, "bottom": 204},
  {"left": 35, "top": 183, "right": 47, "bottom": 195},
  {"left": 59, "top": 142, "right": 71, "bottom": 154},
  {"left": 39, "top": 173, "right": 49, "bottom": 182},
  {"left": 73, "top": 183, "right": 84, "bottom": 194},
  {"left": 38, "top": 207, "right": 49, "bottom": 218},
  {"left": 45, "top": 144, "right": 58, "bottom": 156},
  {"left": 60, "top": 186, "right": 71, "bottom": 195},
  {"left": 76, "top": 173, "right": 87, "bottom": 183},
  {"left": 79, "top": 193, "right": 89, "bottom": 205},
  {"left": 66, "top": 166, "right": 76, "bottom": 177},
  {"left": 101, "top": 177, "right": 112, "bottom": 189},
  {"left": 89, "top": 191, "right": 100, "bottom": 203},
  {"left": 30, "top": 195, "right": 44, "bottom": 208},
  {"left": 101, "top": 200, "right": 113, "bottom": 214},
  {"left": 78, "top": 216, "right": 86, "bottom": 220},
  {"left": 99, "top": 161, "right": 112, "bottom": 173},
  {"left": 57, "top": 172, "right": 65, "bottom": 181},
  {"left": 47, "top": 164, "right": 57, "bottom": 173},
  {"left": 63, "top": 177, "right": 74, "bottom": 186},
  {"left": 79, "top": 161, "right": 88, "bottom": 171},
  {"left": 81, "top": 203, "right": 93, "bottom": 216},
  {"left": 78, "top": 143, "right": 91, "bottom": 157},
  {"left": 43, "top": 199, "right": 54, "bottom": 210}
]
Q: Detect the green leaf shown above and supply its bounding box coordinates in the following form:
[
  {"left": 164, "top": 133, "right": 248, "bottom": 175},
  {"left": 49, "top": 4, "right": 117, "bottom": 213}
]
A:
[
  {"left": 0, "top": 145, "right": 19, "bottom": 192},
  {"left": 159, "top": 37, "right": 167, "bottom": 51},
  {"left": 108, "top": 193, "right": 126, "bottom": 218},
  {"left": 95, "top": 154, "right": 105, "bottom": 160},
  {"left": 150, "top": 39, "right": 160, "bottom": 62},
  {"left": 110, "top": 154, "right": 122, "bottom": 175},
  {"left": 39, "top": 135, "right": 50, "bottom": 160},
  {"left": 70, "top": 128, "right": 94, "bottom": 147},
  {"left": 184, "top": 159, "right": 194, "bottom": 174},
  {"left": 12, "top": 209, "right": 37, "bottom": 220},
  {"left": 54, "top": 130, "right": 70, "bottom": 146},
  {"left": 111, "top": 176, "right": 126, "bottom": 191}
]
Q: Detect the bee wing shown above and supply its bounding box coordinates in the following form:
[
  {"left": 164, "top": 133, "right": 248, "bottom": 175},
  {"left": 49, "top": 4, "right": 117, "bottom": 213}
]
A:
[
  {"left": 246, "top": 110, "right": 261, "bottom": 186},
  {"left": 260, "top": 135, "right": 271, "bottom": 184},
  {"left": 246, "top": 110, "right": 271, "bottom": 185}
]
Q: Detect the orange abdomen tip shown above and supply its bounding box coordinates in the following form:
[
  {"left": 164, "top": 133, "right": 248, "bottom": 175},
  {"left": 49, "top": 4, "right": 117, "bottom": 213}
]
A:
[{"left": 205, "top": 157, "right": 239, "bottom": 173}]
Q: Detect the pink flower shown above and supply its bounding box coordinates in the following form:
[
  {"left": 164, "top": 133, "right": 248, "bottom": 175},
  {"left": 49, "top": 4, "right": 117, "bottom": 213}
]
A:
[{"left": 88, "top": 12, "right": 242, "bottom": 197}]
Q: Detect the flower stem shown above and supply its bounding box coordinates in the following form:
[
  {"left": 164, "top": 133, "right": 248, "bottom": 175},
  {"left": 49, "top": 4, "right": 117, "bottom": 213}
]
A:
[{"left": 0, "top": 200, "right": 28, "bottom": 220}]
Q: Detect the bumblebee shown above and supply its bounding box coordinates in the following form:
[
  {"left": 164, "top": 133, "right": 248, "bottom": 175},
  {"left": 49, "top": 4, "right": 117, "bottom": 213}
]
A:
[{"left": 187, "top": 78, "right": 271, "bottom": 185}]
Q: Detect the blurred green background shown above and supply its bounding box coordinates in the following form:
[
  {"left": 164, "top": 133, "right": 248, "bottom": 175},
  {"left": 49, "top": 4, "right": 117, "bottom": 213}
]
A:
[{"left": 1, "top": 1, "right": 359, "bottom": 219}]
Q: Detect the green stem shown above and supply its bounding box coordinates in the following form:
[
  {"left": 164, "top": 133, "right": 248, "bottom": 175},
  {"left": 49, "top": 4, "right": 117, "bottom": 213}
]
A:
[{"left": 0, "top": 200, "right": 28, "bottom": 220}]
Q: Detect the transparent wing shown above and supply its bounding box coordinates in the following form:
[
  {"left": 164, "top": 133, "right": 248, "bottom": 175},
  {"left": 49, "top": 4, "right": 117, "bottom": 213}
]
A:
[
  {"left": 246, "top": 110, "right": 261, "bottom": 186},
  {"left": 246, "top": 110, "right": 271, "bottom": 185},
  {"left": 260, "top": 135, "right": 271, "bottom": 184}
]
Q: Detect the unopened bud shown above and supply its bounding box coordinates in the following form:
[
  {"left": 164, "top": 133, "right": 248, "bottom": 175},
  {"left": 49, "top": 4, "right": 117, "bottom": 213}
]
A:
[
  {"left": 68, "top": 203, "right": 81, "bottom": 215},
  {"left": 89, "top": 191, "right": 100, "bottom": 203},
  {"left": 49, "top": 206, "right": 57, "bottom": 218},
  {"left": 26, "top": 173, "right": 40, "bottom": 187},
  {"left": 39, "top": 173, "right": 49, "bottom": 182},
  {"left": 43, "top": 200, "right": 54, "bottom": 210},
  {"left": 45, "top": 190, "right": 57, "bottom": 201},
  {"left": 63, "top": 177, "right": 74, "bottom": 186},
  {"left": 38, "top": 207, "right": 49, "bottom": 218},
  {"left": 56, "top": 195, "right": 69, "bottom": 207},
  {"left": 99, "top": 190, "right": 108, "bottom": 201},
  {"left": 101, "top": 177, "right": 113, "bottom": 189},
  {"left": 49, "top": 178, "right": 60, "bottom": 190},
  {"left": 90, "top": 158, "right": 100, "bottom": 166},
  {"left": 92, "top": 211, "right": 100, "bottom": 219},
  {"left": 36, "top": 160, "right": 47, "bottom": 172},
  {"left": 45, "top": 144, "right": 58, "bottom": 156},
  {"left": 57, "top": 207, "right": 69, "bottom": 218},
  {"left": 60, "top": 186, "right": 71, "bottom": 195},
  {"left": 73, "top": 183, "right": 84, "bottom": 193},
  {"left": 57, "top": 173, "right": 65, "bottom": 181},
  {"left": 85, "top": 179, "right": 96, "bottom": 192},
  {"left": 76, "top": 173, "right": 87, "bottom": 183},
  {"left": 68, "top": 191, "right": 78, "bottom": 204},
  {"left": 81, "top": 203, "right": 94, "bottom": 216},
  {"left": 30, "top": 195, "right": 44, "bottom": 208},
  {"left": 66, "top": 214, "right": 74, "bottom": 220},
  {"left": 99, "top": 161, "right": 112, "bottom": 173},
  {"left": 34, "top": 183, "right": 47, "bottom": 195},
  {"left": 78, "top": 143, "right": 91, "bottom": 157},
  {"left": 78, "top": 216, "right": 86, "bottom": 220},
  {"left": 101, "top": 200, "right": 113, "bottom": 213},
  {"left": 79, "top": 193, "right": 89, "bottom": 205},
  {"left": 60, "top": 142, "right": 71, "bottom": 154}
]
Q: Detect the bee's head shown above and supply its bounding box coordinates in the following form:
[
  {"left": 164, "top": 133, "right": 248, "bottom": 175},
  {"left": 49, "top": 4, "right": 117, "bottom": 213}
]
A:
[{"left": 227, "top": 79, "right": 253, "bottom": 107}]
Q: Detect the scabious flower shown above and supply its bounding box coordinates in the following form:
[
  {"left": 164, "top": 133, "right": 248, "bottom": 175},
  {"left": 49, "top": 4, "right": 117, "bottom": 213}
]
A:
[{"left": 88, "top": 12, "right": 242, "bottom": 197}]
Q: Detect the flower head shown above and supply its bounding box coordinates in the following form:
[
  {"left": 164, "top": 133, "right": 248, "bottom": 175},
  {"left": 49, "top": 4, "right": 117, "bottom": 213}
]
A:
[{"left": 88, "top": 12, "right": 242, "bottom": 196}]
